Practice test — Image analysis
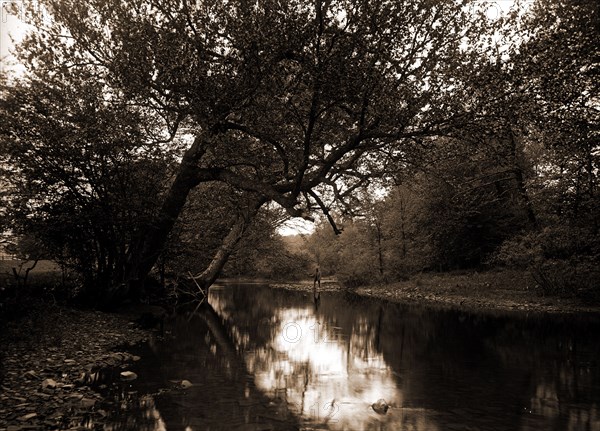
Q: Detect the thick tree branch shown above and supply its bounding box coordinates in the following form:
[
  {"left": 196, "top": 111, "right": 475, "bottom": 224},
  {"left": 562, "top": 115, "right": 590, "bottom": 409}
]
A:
[
  {"left": 195, "top": 167, "right": 314, "bottom": 222},
  {"left": 308, "top": 190, "right": 342, "bottom": 235},
  {"left": 221, "top": 121, "right": 290, "bottom": 175}
]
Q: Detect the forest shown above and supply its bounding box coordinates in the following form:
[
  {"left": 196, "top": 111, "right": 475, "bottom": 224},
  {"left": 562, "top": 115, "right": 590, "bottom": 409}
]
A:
[{"left": 0, "top": 0, "right": 598, "bottom": 307}]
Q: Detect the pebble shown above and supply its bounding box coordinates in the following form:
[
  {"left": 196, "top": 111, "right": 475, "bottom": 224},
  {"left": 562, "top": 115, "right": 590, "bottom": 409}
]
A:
[
  {"left": 17, "top": 413, "right": 37, "bottom": 421},
  {"left": 23, "top": 371, "right": 38, "bottom": 380},
  {"left": 120, "top": 371, "right": 138, "bottom": 381},
  {"left": 41, "top": 379, "right": 57, "bottom": 390},
  {"left": 80, "top": 398, "right": 96, "bottom": 408}
]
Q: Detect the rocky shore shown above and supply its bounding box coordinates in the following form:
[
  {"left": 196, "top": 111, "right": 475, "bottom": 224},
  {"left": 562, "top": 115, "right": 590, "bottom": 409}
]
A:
[
  {"left": 272, "top": 269, "right": 600, "bottom": 315},
  {"left": 0, "top": 303, "right": 151, "bottom": 431}
]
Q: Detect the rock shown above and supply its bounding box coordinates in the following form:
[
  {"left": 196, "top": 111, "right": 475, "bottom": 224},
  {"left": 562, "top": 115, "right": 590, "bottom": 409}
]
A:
[
  {"left": 74, "top": 373, "right": 87, "bottom": 385},
  {"left": 371, "top": 398, "right": 389, "bottom": 414},
  {"left": 181, "top": 380, "right": 193, "bottom": 389},
  {"left": 23, "top": 370, "right": 38, "bottom": 380},
  {"left": 64, "top": 359, "right": 76, "bottom": 365},
  {"left": 67, "top": 394, "right": 84, "bottom": 401},
  {"left": 41, "top": 379, "right": 57, "bottom": 390},
  {"left": 34, "top": 392, "right": 51, "bottom": 401},
  {"left": 120, "top": 371, "right": 138, "bottom": 381},
  {"left": 110, "top": 352, "right": 125, "bottom": 361},
  {"left": 132, "top": 355, "right": 141, "bottom": 362},
  {"left": 80, "top": 398, "right": 96, "bottom": 408},
  {"left": 17, "top": 412, "right": 37, "bottom": 421}
]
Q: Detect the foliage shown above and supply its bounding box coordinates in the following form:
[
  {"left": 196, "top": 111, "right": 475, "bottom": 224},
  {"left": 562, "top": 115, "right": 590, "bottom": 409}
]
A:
[
  {"left": 303, "top": 218, "right": 383, "bottom": 287},
  {"left": 492, "top": 225, "right": 599, "bottom": 300},
  {"left": 160, "top": 183, "right": 244, "bottom": 279},
  {"left": 0, "top": 75, "right": 172, "bottom": 301},
  {"left": 1, "top": 0, "right": 500, "bottom": 302},
  {"left": 225, "top": 230, "right": 311, "bottom": 281},
  {"left": 1, "top": 0, "right": 597, "bottom": 304},
  {"left": 516, "top": 0, "right": 599, "bottom": 232}
]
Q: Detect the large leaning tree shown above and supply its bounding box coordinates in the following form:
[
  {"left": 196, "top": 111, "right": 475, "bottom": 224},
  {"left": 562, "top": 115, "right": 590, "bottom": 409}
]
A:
[{"left": 1, "top": 0, "right": 497, "bottom": 302}]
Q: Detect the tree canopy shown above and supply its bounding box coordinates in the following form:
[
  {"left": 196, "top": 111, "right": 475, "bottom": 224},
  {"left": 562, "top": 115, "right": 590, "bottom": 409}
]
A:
[
  {"left": 2, "top": 0, "right": 596, "bottom": 304},
  {"left": 1, "top": 0, "right": 502, "bottom": 302},
  {"left": 296, "top": 0, "right": 599, "bottom": 297}
]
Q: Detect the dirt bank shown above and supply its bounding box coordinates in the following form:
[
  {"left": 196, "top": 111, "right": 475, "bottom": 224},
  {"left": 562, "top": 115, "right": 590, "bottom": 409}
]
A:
[
  {"left": 0, "top": 303, "right": 153, "bottom": 431},
  {"left": 272, "top": 270, "right": 600, "bottom": 315}
]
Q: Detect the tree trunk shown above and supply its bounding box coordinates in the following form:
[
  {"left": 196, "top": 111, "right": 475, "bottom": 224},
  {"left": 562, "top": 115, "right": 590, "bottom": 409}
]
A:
[
  {"left": 514, "top": 166, "right": 538, "bottom": 227},
  {"left": 375, "top": 221, "right": 384, "bottom": 276},
  {"left": 509, "top": 129, "right": 538, "bottom": 228},
  {"left": 195, "top": 196, "right": 266, "bottom": 292},
  {"left": 119, "top": 135, "right": 208, "bottom": 300},
  {"left": 399, "top": 198, "right": 407, "bottom": 258}
]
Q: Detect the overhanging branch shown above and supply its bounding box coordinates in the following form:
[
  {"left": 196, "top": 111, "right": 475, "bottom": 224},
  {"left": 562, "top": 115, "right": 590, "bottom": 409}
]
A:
[{"left": 307, "top": 190, "right": 342, "bottom": 235}]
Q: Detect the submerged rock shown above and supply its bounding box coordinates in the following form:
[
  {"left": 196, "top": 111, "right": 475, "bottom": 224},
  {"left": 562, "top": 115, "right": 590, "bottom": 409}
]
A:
[{"left": 371, "top": 399, "right": 389, "bottom": 414}]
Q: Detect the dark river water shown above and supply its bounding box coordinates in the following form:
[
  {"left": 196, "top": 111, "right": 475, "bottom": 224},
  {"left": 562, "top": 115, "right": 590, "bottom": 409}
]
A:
[{"left": 101, "top": 283, "right": 600, "bottom": 431}]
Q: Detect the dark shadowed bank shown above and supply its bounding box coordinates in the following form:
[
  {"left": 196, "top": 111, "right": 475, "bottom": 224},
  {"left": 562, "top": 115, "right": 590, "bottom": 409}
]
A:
[
  {"left": 270, "top": 269, "right": 600, "bottom": 315},
  {"left": 0, "top": 302, "right": 155, "bottom": 430}
]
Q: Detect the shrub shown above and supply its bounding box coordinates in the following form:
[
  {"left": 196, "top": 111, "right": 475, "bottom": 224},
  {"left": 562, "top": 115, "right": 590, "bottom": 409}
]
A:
[{"left": 493, "top": 227, "right": 599, "bottom": 302}]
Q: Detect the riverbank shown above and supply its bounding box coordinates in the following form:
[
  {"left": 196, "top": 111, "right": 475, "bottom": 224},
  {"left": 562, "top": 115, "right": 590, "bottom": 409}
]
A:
[
  {"left": 271, "top": 269, "right": 600, "bottom": 314},
  {"left": 0, "top": 302, "right": 152, "bottom": 431}
]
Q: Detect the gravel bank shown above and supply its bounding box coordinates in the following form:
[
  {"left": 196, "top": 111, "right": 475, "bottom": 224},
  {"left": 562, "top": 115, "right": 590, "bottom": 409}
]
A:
[
  {"left": 0, "top": 303, "right": 152, "bottom": 431},
  {"left": 271, "top": 270, "right": 600, "bottom": 315}
]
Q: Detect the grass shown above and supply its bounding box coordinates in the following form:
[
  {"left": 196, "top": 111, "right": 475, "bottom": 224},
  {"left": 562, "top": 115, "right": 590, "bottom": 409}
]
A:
[{"left": 0, "top": 259, "right": 64, "bottom": 299}]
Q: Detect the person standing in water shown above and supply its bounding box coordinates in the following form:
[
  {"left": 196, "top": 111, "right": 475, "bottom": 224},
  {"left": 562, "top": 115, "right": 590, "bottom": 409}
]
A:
[{"left": 313, "top": 267, "right": 321, "bottom": 301}]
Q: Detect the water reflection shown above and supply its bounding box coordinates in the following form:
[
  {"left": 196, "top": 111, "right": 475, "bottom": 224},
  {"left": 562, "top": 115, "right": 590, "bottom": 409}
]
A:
[
  {"left": 242, "top": 305, "right": 408, "bottom": 430},
  {"left": 103, "top": 283, "right": 600, "bottom": 431}
]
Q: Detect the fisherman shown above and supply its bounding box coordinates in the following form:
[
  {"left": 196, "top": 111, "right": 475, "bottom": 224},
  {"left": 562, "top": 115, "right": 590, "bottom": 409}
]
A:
[{"left": 313, "top": 266, "right": 321, "bottom": 302}]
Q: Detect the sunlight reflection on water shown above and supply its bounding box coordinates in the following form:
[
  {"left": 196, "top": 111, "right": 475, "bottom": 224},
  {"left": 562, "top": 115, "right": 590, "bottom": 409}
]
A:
[{"left": 249, "top": 306, "right": 409, "bottom": 429}]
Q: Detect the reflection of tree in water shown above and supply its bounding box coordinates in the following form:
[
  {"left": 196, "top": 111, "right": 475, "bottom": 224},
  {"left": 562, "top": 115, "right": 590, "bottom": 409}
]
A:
[
  {"left": 104, "top": 285, "right": 600, "bottom": 431},
  {"left": 102, "top": 394, "right": 166, "bottom": 431},
  {"left": 212, "top": 286, "right": 600, "bottom": 430},
  {"left": 485, "top": 314, "right": 600, "bottom": 430},
  {"left": 375, "top": 304, "right": 600, "bottom": 431},
  {"left": 210, "top": 284, "right": 309, "bottom": 350},
  {"left": 211, "top": 286, "right": 439, "bottom": 430},
  {"left": 103, "top": 300, "right": 300, "bottom": 431}
]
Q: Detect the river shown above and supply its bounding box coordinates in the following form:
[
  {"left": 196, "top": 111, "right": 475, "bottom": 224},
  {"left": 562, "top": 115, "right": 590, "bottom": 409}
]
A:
[{"left": 100, "top": 282, "right": 600, "bottom": 431}]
